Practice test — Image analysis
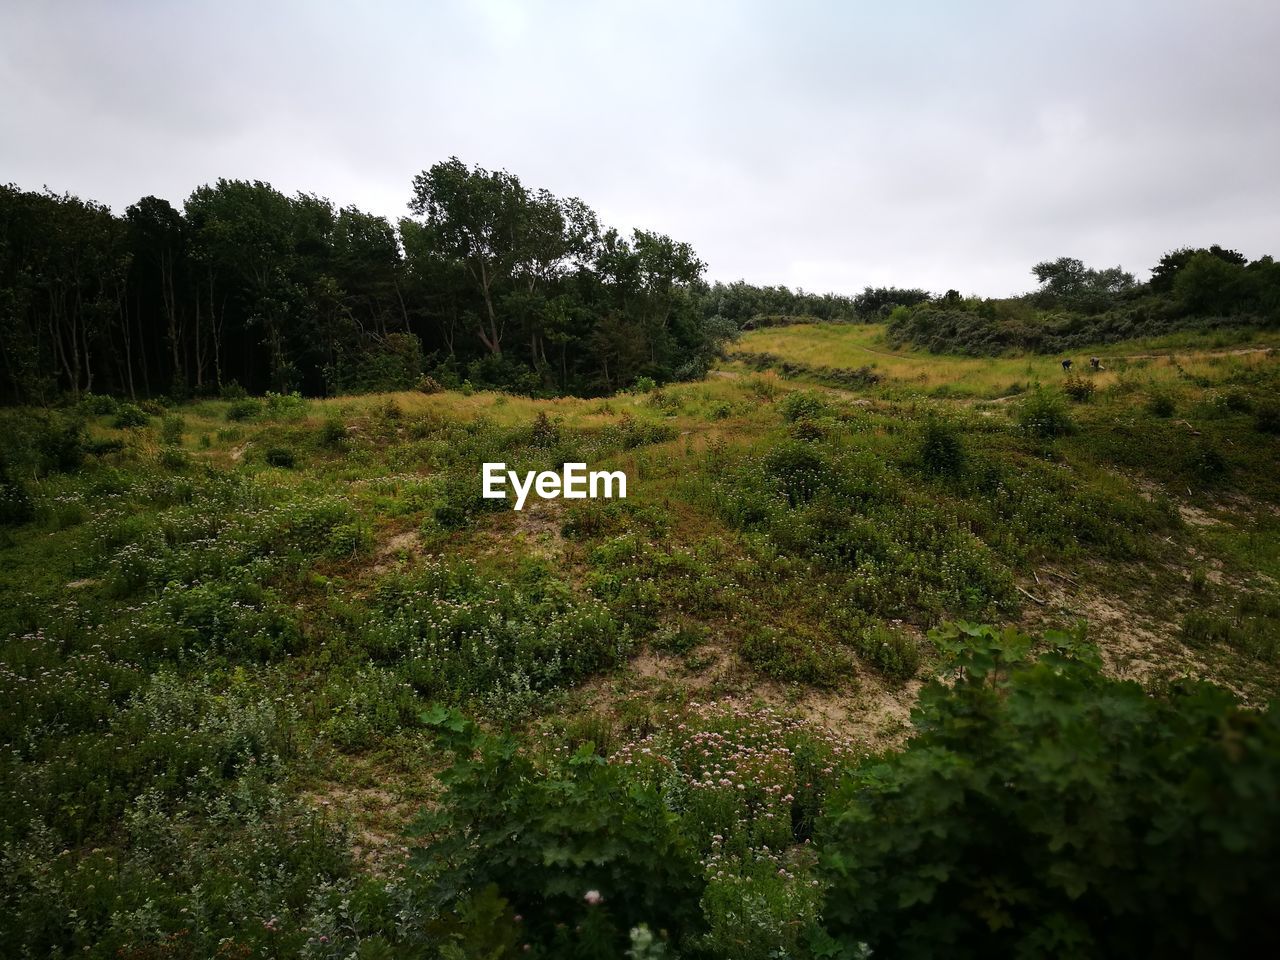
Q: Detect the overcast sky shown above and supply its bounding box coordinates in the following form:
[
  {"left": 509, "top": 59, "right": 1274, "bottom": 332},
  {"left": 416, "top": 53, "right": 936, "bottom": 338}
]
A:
[{"left": 2, "top": 1, "right": 1277, "bottom": 296}]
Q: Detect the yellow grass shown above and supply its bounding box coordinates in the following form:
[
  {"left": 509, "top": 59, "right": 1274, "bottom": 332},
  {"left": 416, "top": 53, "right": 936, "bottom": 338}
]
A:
[{"left": 734, "top": 323, "right": 1280, "bottom": 398}]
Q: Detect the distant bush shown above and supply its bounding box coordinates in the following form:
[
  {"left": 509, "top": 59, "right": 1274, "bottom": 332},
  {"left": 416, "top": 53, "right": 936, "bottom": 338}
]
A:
[
  {"left": 789, "top": 418, "right": 828, "bottom": 441},
  {"left": 918, "top": 418, "right": 965, "bottom": 476},
  {"left": 112, "top": 403, "right": 150, "bottom": 428},
  {"left": 1188, "top": 441, "right": 1228, "bottom": 481},
  {"left": 317, "top": 416, "right": 348, "bottom": 448},
  {"left": 83, "top": 437, "right": 125, "bottom": 457},
  {"left": 1254, "top": 403, "right": 1280, "bottom": 434},
  {"left": 219, "top": 379, "right": 249, "bottom": 400},
  {"left": 263, "top": 391, "right": 306, "bottom": 418},
  {"left": 415, "top": 374, "right": 443, "bottom": 394},
  {"left": 1062, "top": 374, "right": 1096, "bottom": 402},
  {"left": 159, "top": 414, "right": 184, "bottom": 445},
  {"left": 1017, "top": 387, "right": 1073, "bottom": 438},
  {"left": 857, "top": 623, "right": 922, "bottom": 679},
  {"left": 741, "top": 626, "right": 850, "bottom": 686},
  {"left": 77, "top": 393, "right": 119, "bottom": 416},
  {"left": 1146, "top": 389, "right": 1177, "bottom": 417},
  {"left": 779, "top": 390, "right": 827, "bottom": 422},
  {"left": 0, "top": 466, "right": 34, "bottom": 527},
  {"left": 158, "top": 447, "right": 189, "bottom": 471},
  {"left": 225, "top": 398, "right": 261, "bottom": 421},
  {"left": 264, "top": 446, "right": 296, "bottom": 468}
]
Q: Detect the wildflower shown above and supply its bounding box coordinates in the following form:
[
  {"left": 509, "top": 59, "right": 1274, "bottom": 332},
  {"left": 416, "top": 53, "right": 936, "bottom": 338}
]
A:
[{"left": 583, "top": 889, "right": 604, "bottom": 906}]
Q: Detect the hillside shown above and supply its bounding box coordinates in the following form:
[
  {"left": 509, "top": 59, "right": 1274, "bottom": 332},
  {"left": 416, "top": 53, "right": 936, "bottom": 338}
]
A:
[{"left": 2, "top": 330, "right": 1280, "bottom": 956}]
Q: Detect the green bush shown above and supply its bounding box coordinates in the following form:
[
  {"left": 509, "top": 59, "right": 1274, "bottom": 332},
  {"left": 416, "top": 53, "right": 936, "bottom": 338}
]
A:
[
  {"left": 1255, "top": 402, "right": 1280, "bottom": 434},
  {"left": 0, "top": 465, "right": 34, "bottom": 526},
  {"left": 77, "top": 392, "right": 119, "bottom": 416},
  {"left": 112, "top": 403, "right": 150, "bottom": 428},
  {"left": 408, "top": 707, "right": 704, "bottom": 957},
  {"left": 1017, "top": 387, "right": 1073, "bottom": 438},
  {"left": 1061, "top": 374, "right": 1096, "bottom": 402},
  {"left": 818, "top": 622, "right": 1280, "bottom": 959},
  {"left": 225, "top": 398, "right": 261, "bottom": 421},
  {"left": 265, "top": 446, "right": 296, "bottom": 468},
  {"left": 741, "top": 626, "right": 850, "bottom": 686},
  {"left": 317, "top": 416, "right": 348, "bottom": 448},
  {"left": 159, "top": 414, "right": 184, "bottom": 445},
  {"left": 1146, "top": 389, "right": 1177, "bottom": 417},
  {"left": 779, "top": 390, "right": 827, "bottom": 422},
  {"left": 918, "top": 418, "right": 965, "bottom": 476}
]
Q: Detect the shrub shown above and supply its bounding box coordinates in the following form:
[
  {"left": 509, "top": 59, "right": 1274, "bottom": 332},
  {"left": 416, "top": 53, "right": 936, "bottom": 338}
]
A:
[
  {"left": 1146, "top": 389, "right": 1177, "bottom": 417},
  {"left": 762, "top": 440, "right": 828, "bottom": 506},
  {"left": 317, "top": 416, "right": 348, "bottom": 448},
  {"left": 819, "top": 622, "right": 1280, "bottom": 959},
  {"left": 1062, "top": 374, "right": 1096, "bottom": 402},
  {"left": 740, "top": 626, "right": 850, "bottom": 686},
  {"left": 1188, "top": 441, "right": 1228, "bottom": 482},
  {"left": 857, "top": 623, "right": 921, "bottom": 679},
  {"left": 1254, "top": 403, "right": 1280, "bottom": 434},
  {"left": 226, "top": 398, "right": 261, "bottom": 421},
  {"left": 0, "top": 466, "right": 34, "bottom": 527},
  {"left": 1017, "top": 387, "right": 1073, "bottom": 438},
  {"left": 158, "top": 447, "right": 189, "bottom": 471},
  {"left": 632, "top": 375, "right": 658, "bottom": 394},
  {"left": 112, "top": 403, "right": 150, "bottom": 428},
  {"left": 779, "top": 391, "right": 827, "bottom": 422},
  {"left": 529, "top": 411, "right": 560, "bottom": 447},
  {"left": 408, "top": 707, "right": 704, "bottom": 956},
  {"left": 77, "top": 392, "right": 119, "bottom": 416},
  {"left": 219, "top": 379, "right": 249, "bottom": 400},
  {"left": 159, "top": 414, "right": 184, "bottom": 445},
  {"left": 83, "top": 437, "right": 125, "bottom": 457},
  {"left": 415, "top": 374, "right": 443, "bottom": 394},
  {"left": 264, "top": 446, "right": 296, "bottom": 468},
  {"left": 789, "top": 418, "right": 827, "bottom": 441},
  {"left": 918, "top": 418, "right": 965, "bottom": 477}
]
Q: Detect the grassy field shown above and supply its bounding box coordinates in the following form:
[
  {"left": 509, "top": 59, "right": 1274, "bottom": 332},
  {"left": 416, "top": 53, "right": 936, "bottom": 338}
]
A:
[
  {"left": 3, "top": 331, "right": 1280, "bottom": 956},
  {"left": 735, "top": 321, "right": 1280, "bottom": 398}
]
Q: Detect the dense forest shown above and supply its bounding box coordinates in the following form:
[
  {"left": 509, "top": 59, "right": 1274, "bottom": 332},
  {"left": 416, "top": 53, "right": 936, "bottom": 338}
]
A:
[
  {"left": 0, "top": 160, "right": 868, "bottom": 404},
  {"left": 4, "top": 157, "right": 1277, "bottom": 404}
]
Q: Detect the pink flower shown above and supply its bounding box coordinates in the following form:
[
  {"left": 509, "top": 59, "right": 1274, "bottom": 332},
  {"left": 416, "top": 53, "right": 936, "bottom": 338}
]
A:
[{"left": 583, "top": 889, "right": 604, "bottom": 906}]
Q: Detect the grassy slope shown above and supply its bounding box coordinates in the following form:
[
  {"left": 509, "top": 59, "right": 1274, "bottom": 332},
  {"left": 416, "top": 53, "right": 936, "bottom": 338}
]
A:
[
  {"left": 736, "top": 321, "right": 1280, "bottom": 398},
  {"left": 3, "top": 330, "right": 1280, "bottom": 953}
]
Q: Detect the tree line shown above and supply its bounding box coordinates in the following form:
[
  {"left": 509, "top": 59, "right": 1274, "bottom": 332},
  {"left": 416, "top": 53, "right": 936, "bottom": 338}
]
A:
[
  {"left": 0, "top": 160, "right": 867, "bottom": 404},
  {"left": 886, "top": 247, "right": 1280, "bottom": 356}
]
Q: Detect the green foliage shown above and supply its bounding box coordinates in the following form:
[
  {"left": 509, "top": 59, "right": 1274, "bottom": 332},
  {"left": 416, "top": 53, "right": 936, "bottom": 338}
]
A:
[
  {"left": 1255, "top": 402, "right": 1280, "bottom": 434},
  {"left": 159, "top": 413, "right": 184, "bottom": 445},
  {"left": 365, "top": 561, "right": 628, "bottom": 714},
  {"left": 1182, "top": 590, "right": 1280, "bottom": 663},
  {"left": 1146, "top": 388, "right": 1177, "bottom": 417},
  {"left": 112, "top": 403, "right": 150, "bottom": 428},
  {"left": 317, "top": 415, "right": 348, "bottom": 447},
  {"left": 778, "top": 390, "right": 828, "bottom": 422},
  {"left": 1017, "top": 387, "right": 1073, "bottom": 438},
  {"left": 408, "top": 707, "right": 703, "bottom": 957},
  {"left": 265, "top": 445, "right": 297, "bottom": 468},
  {"left": 1061, "top": 373, "right": 1095, "bottom": 402},
  {"left": 225, "top": 397, "right": 261, "bottom": 421},
  {"left": 818, "top": 622, "right": 1280, "bottom": 959},
  {"left": 741, "top": 626, "right": 851, "bottom": 686},
  {"left": 917, "top": 418, "right": 965, "bottom": 477}
]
